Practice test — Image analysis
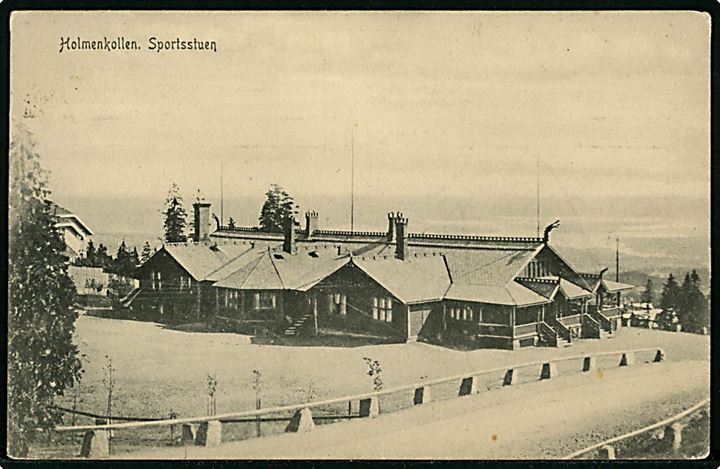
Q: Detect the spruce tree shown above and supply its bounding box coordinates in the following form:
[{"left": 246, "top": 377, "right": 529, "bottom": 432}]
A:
[
  {"left": 641, "top": 279, "right": 653, "bottom": 304},
  {"left": 258, "top": 184, "right": 296, "bottom": 232},
  {"left": 163, "top": 182, "right": 188, "bottom": 243},
  {"left": 8, "top": 122, "right": 84, "bottom": 456},
  {"left": 659, "top": 273, "right": 680, "bottom": 313},
  {"left": 140, "top": 241, "right": 153, "bottom": 264}
]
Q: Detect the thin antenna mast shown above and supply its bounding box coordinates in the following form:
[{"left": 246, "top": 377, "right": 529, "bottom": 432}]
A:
[
  {"left": 350, "top": 125, "right": 355, "bottom": 233},
  {"left": 220, "top": 162, "right": 224, "bottom": 226},
  {"left": 536, "top": 153, "right": 540, "bottom": 237},
  {"left": 616, "top": 237, "right": 620, "bottom": 282}
]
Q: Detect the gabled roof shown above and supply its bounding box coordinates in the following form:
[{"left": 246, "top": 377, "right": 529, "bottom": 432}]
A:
[
  {"left": 602, "top": 279, "right": 635, "bottom": 293},
  {"left": 444, "top": 247, "right": 540, "bottom": 287},
  {"left": 445, "top": 281, "right": 550, "bottom": 307},
  {"left": 213, "top": 249, "right": 350, "bottom": 291},
  {"left": 515, "top": 277, "right": 561, "bottom": 299},
  {"left": 351, "top": 255, "right": 452, "bottom": 304},
  {"left": 162, "top": 243, "right": 256, "bottom": 281}
]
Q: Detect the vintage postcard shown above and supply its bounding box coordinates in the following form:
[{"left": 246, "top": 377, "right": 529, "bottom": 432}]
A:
[{"left": 7, "top": 10, "right": 711, "bottom": 460}]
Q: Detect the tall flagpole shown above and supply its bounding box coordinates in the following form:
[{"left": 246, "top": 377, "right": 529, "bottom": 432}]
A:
[
  {"left": 220, "top": 162, "right": 224, "bottom": 226},
  {"left": 351, "top": 125, "right": 355, "bottom": 233},
  {"left": 536, "top": 153, "right": 540, "bottom": 238},
  {"left": 616, "top": 237, "right": 620, "bottom": 282}
]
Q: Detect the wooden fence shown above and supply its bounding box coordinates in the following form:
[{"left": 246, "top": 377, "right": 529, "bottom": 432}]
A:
[
  {"left": 565, "top": 397, "right": 709, "bottom": 459},
  {"left": 54, "top": 347, "right": 666, "bottom": 457}
]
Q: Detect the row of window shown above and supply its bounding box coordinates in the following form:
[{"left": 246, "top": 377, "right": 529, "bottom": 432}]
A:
[
  {"left": 224, "top": 290, "right": 276, "bottom": 311},
  {"left": 150, "top": 271, "right": 192, "bottom": 291},
  {"left": 372, "top": 297, "right": 393, "bottom": 323},
  {"left": 449, "top": 307, "right": 475, "bottom": 322}
]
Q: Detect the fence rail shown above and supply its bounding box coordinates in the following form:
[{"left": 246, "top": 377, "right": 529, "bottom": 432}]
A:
[
  {"left": 564, "top": 397, "right": 709, "bottom": 459},
  {"left": 54, "top": 347, "right": 664, "bottom": 434}
]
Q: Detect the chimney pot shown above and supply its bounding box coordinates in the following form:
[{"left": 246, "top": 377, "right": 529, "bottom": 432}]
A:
[
  {"left": 193, "top": 201, "right": 212, "bottom": 242},
  {"left": 283, "top": 217, "right": 296, "bottom": 254},
  {"left": 395, "top": 214, "right": 409, "bottom": 260},
  {"left": 305, "top": 210, "right": 319, "bottom": 238}
]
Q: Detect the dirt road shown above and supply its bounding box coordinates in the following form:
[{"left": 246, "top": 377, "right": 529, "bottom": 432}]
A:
[{"left": 129, "top": 359, "right": 708, "bottom": 459}]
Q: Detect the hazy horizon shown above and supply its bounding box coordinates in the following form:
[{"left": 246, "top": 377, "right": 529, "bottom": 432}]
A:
[{"left": 10, "top": 11, "right": 710, "bottom": 274}]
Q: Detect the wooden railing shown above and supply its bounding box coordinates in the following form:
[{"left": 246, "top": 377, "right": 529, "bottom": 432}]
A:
[
  {"left": 565, "top": 397, "right": 708, "bottom": 459},
  {"left": 477, "top": 323, "right": 513, "bottom": 337},
  {"left": 601, "top": 306, "right": 621, "bottom": 318},
  {"left": 538, "top": 321, "right": 558, "bottom": 347},
  {"left": 552, "top": 319, "right": 572, "bottom": 342},
  {"left": 592, "top": 311, "right": 614, "bottom": 332},
  {"left": 54, "top": 347, "right": 666, "bottom": 457},
  {"left": 514, "top": 322, "right": 538, "bottom": 337},
  {"left": 582, "top": 314, "right": 601, "bottom": 339},
  {"left": 558, "top": 314, "right": 582, "bottom": 327}
]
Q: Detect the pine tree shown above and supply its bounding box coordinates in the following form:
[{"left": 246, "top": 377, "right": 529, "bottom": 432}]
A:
[
  {"left": 96, "top": 243, "right": 112, "bottom": 269},
  {"left": 679, "top": 270, "right": 709, "bottom": 332},
  {"left": 8, "top": 122, "right": 84, "bottom": 456},
  {"left": 227, "top": 217, "right": 236, "bottom": 229},
  {"left": 84, "top": 239, "right": 97, "bottom": 266},
  {"left": 259, "top": 184, "right": 296, "bottom": 232},
  {"left": 164, "top": 182, "right": 188, "bottom": 243},
  {"left": 677, "top": 273, "right": 692, "bottom": 327},
  {"left": 140, "top": 241, "right": 153, "bottom": 264},
  {"left": 640, "top": 279, "right": 653, "bottom": 304},
  {"left": 659, "top": 273, "right": 680, "bottom": 313},
  {"left": 130, "top": 247, "right": 140, "bottom": 268}
]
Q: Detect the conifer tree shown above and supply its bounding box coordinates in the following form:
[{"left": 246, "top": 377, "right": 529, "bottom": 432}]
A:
[
  {"left": 659, "top": 273, "right": 680, "bottom": 313},
  {"left": 640, "top": 279, "right": 653, "bottom": 304},
  {"left": 227, "top": 217, "right": 236, "bottom": 229},
  {"left": 140, "top": 241, "right": 153, "bottom": 264},
  {"left": 164, "top": 182, "right": 188, "bottom": 243},
  {"left": 258, "top": 184, "right": 296, "bottom": 233},
  {"left": 8, "top": 122, "right": 83, "bottom": 456}
]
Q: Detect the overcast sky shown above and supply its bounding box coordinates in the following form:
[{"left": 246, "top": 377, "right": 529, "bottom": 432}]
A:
[{"left": 10, "top": 11, "right": 710, "bottom": 239}]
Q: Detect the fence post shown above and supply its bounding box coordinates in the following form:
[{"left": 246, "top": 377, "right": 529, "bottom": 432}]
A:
[
  {"left": 181, "top": 424, "right": 197, "bottom": 446},
  {"left": 359, "top": 395, "right": 379, "bottom": 418},
  {"left": 599, "top": 445, "right": 616, "bottom": 459},
  {"left": 80, "top": 430, "right": 110, "bottom": 458},
  {"left": 503, "top": 369, "right": 515, "bottom": 386},
  {"left": 285, "top": 408, "right": 315, "bottom": 433},
  {"left": 664, "top": 423, "right": 685, "bottom": 453},
  {"left": 540, "top": 362, "right": 556, "bottom": 380},
  {"left": 619, "top": 352, "right": 635, "bottom": 367},
  {"left": 413, "top": 386, "right": 431, "bottom": 405},
  {"left": 582, "top": 356, "right": 595, "bottom": 372},
  {"left": 195, "top": 420, "right": 222, "bottom": 447},
  {"left": 459, "top": 377, "right": 478, "bottom": 396}
]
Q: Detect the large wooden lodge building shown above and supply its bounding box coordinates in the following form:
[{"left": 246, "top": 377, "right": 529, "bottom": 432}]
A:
[{"left": 131, "top": 202, "right": 633, "bottom": 349}]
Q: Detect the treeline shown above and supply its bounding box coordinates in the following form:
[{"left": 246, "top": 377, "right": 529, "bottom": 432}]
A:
[
  {"left": 655, "top": 270, "right": 709, "bottom": 333},
  {"left": 73, "top": 239, "right": 155, "bottom": 278}
]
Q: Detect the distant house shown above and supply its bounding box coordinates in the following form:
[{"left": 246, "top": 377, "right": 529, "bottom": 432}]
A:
[
  {"left": 48, "top": 202, "right": 94, "bottom": 261},
  {"left": 132, "top": 201, "right": 635, "bottom": 349}
]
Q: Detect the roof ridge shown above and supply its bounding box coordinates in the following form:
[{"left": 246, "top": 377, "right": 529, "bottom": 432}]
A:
[
  {"left": 268, "top": 252, "right": 286, "bottom": 289},
  {"left": 238, "top": 251, "right": 269, "bottom": 289}
]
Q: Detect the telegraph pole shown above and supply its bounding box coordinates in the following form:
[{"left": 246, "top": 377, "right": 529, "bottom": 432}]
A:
[
  {"left": 615, "top": 237, "right": 620, "bottom": 282},
  {"left": 536, "top": 153, "right": 540, "bottom": 238}
]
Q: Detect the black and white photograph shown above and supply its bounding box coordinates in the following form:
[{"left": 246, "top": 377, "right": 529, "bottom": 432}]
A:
[{"left": 7, "top": 10, "right": 711, "bottom": 460}]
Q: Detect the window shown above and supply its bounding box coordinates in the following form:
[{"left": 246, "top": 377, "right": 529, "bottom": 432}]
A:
[
  {"left": 254, "top": 292, "right": 276, "bottom": 310},
  {"left": 151, "top": 271, "right": 162, "bottom": 291},
  {"left": 373, "top": 297, "right": 393, "bottom": 322},
  {"left": 328, "top": 293, "right": 347, "bottom": 315},
  {"left": 450, "top": 306, "right": 474, "bottom": 322},
  {"left": 180, "top": 275, "right": 186, "bottom": 290}
]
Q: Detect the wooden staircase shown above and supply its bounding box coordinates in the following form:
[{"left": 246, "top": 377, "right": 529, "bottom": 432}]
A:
[{"left": 283, "top": 313, "right": 314, "bottom": 337}]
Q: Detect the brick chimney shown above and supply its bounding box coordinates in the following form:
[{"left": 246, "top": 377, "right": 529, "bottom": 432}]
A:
[
  {"left": 387, "top": 212, "right": 397, "bottom": 242},
  {"left": 283, "top": 217, "right": 296, "bottom": 254},
  {"left": 305, "top": 211, "right": 319, "bottom": 238},
  {"left": 395, "top": 215, "right": 408, "bottom": 260},
  {"left": 193, "top": 201, "right": 212, "bottom": 242}
]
